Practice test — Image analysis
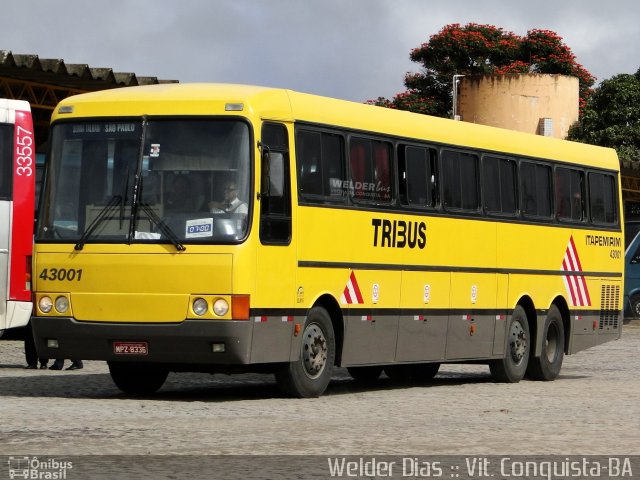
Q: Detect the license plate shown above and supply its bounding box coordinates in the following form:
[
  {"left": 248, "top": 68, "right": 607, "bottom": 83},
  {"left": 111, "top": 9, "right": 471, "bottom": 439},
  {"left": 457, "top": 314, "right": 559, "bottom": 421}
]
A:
[{"left": 113, "top": 341, "right": 148, "bottom": 355}]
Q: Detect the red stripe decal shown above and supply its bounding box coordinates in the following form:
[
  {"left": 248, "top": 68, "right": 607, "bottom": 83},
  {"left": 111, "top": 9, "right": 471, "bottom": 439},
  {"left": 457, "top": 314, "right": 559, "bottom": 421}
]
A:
[
  {"left": 350, "top": 271, "right": 364, "bottom": 304},
  {"left": 561, "top": 236, "right": 591, "bottom": 307}
]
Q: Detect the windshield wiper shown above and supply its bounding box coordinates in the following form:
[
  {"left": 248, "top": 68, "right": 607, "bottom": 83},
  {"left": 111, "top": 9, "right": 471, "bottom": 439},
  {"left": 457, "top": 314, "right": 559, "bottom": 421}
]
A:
[
  {"left": 119, "top": 168, "right": 130, "bottom": 229},
  {"left": 138, "top": 202, "right": 185, "bottom": 252},
  {"left": 74, "top": 195, "right": 122, "bottom": 251}
]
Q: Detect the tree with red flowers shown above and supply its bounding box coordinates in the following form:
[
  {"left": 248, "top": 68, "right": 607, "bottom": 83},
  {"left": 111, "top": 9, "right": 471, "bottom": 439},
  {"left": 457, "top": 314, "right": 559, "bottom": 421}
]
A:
[{"left": 371, "top": 23, "right": 595, "bottom": 118}]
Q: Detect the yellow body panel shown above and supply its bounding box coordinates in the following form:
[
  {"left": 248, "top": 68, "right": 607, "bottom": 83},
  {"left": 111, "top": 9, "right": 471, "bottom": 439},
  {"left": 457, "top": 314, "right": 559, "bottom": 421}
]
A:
[
  {"left": 35, "top": 246, "right": 234, "bottom": 322},
  {"left": 400, "top": 271, "right": 450, "bottom": 309}
]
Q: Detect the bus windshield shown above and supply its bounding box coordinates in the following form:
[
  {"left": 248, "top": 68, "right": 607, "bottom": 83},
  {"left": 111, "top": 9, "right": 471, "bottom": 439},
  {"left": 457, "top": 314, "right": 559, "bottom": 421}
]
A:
[{"left": 37, "top": 119, "right": 252, "bottom": 245}]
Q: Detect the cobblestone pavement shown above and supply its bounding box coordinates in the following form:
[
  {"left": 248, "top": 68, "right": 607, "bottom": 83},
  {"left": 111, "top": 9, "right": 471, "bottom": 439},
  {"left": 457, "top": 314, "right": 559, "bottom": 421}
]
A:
[{"left": 0, "top": 326, "right": 638, "bottom": 456}]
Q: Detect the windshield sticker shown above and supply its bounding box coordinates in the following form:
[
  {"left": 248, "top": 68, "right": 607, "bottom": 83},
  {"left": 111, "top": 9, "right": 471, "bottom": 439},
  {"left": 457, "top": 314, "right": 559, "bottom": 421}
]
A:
[
  {"left": 185, "top": 218, "right": 214, "bottom": 238},
  {"left": 135, "top": 231, "right": 161, "bottom": 240},
  {"left": 150, "top": 144, "right": 161, "bottom": 157}
]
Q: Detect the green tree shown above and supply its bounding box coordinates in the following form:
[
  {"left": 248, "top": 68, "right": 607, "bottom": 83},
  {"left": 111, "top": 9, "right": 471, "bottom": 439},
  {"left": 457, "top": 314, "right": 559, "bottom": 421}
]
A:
[
  {"left": 568, "top": 68, "right": 640, "bottom": 165},
  {"left": 371, "top": 23, "right": 595, "bottom": 117}
]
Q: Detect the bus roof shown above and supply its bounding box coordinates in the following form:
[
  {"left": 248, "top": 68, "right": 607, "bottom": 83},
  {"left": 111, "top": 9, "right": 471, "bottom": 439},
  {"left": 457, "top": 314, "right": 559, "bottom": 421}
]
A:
[
  {"left": 0, "top": 98, "right": 30, "bottom": 110},
  {"left": 52, "top": 83, "right": 619, "bottom": 171},
  {"left": 0, "top": 98, "right": 31, "bottom": 123}
]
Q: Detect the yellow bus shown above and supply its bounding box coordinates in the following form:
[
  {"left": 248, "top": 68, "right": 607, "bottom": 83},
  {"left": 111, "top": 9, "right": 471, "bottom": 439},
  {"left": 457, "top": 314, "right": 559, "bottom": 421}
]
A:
[{"left": 32, "top": 84, "right": 623, "bottom": 397}]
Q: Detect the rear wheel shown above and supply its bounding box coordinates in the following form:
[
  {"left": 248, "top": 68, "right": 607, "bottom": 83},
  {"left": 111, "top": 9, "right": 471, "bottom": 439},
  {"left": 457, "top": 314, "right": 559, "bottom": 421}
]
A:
[
  {"left": 490, "top": 305, "right": 530, "bottom": 383},
  {"left": 527, "top": 305, "right": 565, "bottom": 381},
  {"left": 108, "top": 362, "right": 168, "bottom": 395},
  {"left": 276, "top": 306, "right": 335, "bottom": 398}
]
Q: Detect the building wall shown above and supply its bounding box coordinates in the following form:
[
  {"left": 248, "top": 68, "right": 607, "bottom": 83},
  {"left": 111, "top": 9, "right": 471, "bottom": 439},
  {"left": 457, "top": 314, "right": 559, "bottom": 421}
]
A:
[{"left": 457, "top": 74, "right": 579, "bottom": 139}]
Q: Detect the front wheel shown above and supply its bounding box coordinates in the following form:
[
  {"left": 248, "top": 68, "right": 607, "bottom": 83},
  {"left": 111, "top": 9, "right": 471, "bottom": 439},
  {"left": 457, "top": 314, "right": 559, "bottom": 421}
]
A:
[
  {"left": 527, "top": 305, "right": 565, "bottom": 381},
  {"left": 108, "top": 362, "right": 168, "bottom": 395},
  {"left": 276, "top": 306, "right": 336, "bottom": 398},
  {"left": 490, "top": 305, "right": 530, "bottom": 383}
]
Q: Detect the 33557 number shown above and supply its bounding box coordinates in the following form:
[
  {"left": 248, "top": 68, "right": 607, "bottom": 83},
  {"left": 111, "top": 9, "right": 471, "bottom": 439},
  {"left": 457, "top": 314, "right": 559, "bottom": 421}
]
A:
[
  {"left": 15, "top": 125, "right": 34, "bottom": 177},
  {"left": 39, "top": 268, "right": 83, "bottom": 282}
]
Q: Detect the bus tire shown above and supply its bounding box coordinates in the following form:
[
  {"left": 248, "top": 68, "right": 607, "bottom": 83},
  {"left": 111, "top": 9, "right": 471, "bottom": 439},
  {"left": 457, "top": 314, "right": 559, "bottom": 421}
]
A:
[
  {"left": 108, "top": 362, "right": 168, "bottom": 395},
  {"left": 489, "top": 305, "right": 530, "bottom": 383},
  {"left": 276, "top": 306, "right": 335, "bottom": 398},
  {"left": 347, "top": 366, "right": 383, "bottom": 383},
  {"left": 526, "top": 305, "right": 565, "bottom": 381}
]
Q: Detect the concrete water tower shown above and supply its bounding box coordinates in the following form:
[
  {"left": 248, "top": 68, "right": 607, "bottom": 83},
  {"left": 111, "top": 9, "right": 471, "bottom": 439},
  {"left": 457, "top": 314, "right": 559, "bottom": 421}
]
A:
[{"left": 456, "top": 74, "right": 579, "bottom": 139}]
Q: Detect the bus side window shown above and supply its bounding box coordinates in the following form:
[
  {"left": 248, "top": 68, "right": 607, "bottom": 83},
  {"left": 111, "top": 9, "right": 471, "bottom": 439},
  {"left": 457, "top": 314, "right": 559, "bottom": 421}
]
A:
[
  {"left": 589, "top": 172, "right": 618, "bottom": 226},
  {"left": 442, "top": 149, "right": 479, "bottom": 211},
  {"left": 521, "top": 162, "right": 552, "bottom": 219},
  {"left": 555, "top": 167, "right": 585, "bottom": 222},
  {"left": 399, "top": 145, "right": 438, "bottom": 208},
  {"left": 349, "top": 137, "right": 393, "bottom": 204},
  {"left": 296, "top": 130, "right": 346, "bottom": 202},
  {"left": 483, "top": 156, "right": 517, "bottom": 215},
  {"left": 297, "top": 131, "right": 322, "bottom": 196}
]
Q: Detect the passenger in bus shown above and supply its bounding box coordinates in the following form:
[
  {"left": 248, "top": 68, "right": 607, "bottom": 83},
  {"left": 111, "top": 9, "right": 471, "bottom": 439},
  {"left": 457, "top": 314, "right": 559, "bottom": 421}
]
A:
[
  {"left": 571, "top": 191, "right": 583, "bottom": 220},
  {"left": 209, "top": 182, "right": 247, "bottom": 214}
]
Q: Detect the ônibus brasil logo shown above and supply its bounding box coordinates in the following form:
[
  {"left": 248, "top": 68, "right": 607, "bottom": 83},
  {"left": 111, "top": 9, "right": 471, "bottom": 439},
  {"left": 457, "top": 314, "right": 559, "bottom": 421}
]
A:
[{"left": 7, "top": 456, "right": 72, "bottom": 479}]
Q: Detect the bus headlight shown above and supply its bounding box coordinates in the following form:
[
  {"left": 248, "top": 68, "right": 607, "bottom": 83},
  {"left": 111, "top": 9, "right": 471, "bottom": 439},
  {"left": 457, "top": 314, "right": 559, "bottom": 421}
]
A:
[
  {"left": 192, "top": 298, "right": 208, "bottom": 316},
  {"left": 213, "top": 298, "right": 229, "bottom": 316},
  {"left": 39, "top": 296, "right": 53, "bottom": 314},
  {"left": 55, "top": 296, "right": 69, "bottom": 314}
]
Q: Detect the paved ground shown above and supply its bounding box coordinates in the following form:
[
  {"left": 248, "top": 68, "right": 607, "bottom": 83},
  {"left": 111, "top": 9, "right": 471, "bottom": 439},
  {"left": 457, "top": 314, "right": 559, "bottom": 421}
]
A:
[{"left": 0, "top": 325, "right": 638, "bottom": 460}]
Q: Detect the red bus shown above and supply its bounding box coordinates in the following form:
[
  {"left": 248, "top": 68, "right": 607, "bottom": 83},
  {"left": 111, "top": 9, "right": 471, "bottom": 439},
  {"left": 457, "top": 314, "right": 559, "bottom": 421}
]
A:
[{"left": 0, "top": 99, "right": 35, "bottom": 336}]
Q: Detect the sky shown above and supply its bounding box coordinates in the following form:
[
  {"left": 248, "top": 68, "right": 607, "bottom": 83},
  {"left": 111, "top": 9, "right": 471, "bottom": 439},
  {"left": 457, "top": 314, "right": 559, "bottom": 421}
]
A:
[{"left": 3, "top": 0, "right": 639, "bottom": 103}]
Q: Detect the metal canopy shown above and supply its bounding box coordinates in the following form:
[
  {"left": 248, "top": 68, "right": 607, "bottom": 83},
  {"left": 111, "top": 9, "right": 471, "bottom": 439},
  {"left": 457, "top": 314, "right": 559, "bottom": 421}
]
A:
[{"left": 0, "top": 50, "right": 177, "bottom": 151}]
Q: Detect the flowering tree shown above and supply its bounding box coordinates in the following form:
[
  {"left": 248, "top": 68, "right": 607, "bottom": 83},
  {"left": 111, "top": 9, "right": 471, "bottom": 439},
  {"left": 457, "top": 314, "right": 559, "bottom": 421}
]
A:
[
  {"left": 370, "top": 23, "right": 595, "bottom": 117},
  {"left": 568, "top": 68, "right": 640, "bottom": 165}
]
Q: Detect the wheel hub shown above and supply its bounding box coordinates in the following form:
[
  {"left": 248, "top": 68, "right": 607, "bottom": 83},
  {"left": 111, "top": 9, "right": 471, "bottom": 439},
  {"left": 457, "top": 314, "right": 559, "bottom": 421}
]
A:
[
  {"left": 302, "top": 323, "right": 327, "bottom": 379},
  {"left": 509, "top": 322, "right": 527, "bottom": 364},
  {"left": 544, "top": 323, "right": 559, "bottom": 362}
]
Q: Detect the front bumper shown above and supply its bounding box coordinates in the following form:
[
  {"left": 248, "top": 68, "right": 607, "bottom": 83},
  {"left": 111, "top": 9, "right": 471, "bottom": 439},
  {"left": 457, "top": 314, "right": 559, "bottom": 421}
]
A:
[{"left": 31, "top": 316, "right": 253, "bottom": 365}]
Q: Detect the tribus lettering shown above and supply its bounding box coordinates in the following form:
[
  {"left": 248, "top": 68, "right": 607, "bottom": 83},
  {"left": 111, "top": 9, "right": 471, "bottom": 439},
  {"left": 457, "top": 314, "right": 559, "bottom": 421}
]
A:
[{"left": 372, "top": 219, "right": 427, "bottom": 249}]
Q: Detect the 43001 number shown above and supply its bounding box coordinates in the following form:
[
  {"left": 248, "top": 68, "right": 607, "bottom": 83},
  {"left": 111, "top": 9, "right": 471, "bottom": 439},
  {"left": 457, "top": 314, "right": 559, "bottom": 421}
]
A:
[{"left": 39, "top": 268, "right": 83, "bottom": 282}]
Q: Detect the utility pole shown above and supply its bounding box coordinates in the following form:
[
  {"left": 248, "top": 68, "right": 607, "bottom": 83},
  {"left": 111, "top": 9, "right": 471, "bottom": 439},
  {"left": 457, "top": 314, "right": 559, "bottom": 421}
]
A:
[{"left": 452, "top": 74, "right": 464, "bottom": 120}]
